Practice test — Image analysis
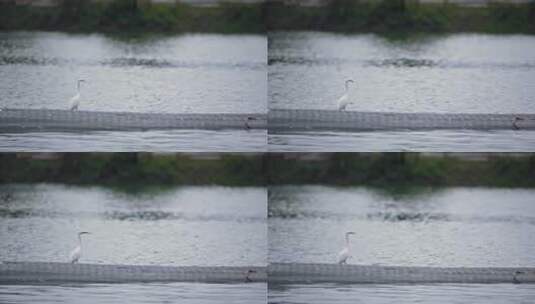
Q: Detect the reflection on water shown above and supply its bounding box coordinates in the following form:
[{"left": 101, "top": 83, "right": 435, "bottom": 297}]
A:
[
  {"left": 268, "top": 130, "right": 535, "bottom": 152},
  {"left": 0, "top": 129, "right": 267, "bottom": 152},
  {"left": 269, "top": 32, "right": 535, "bottom": 114},
  {"left": 0, "top": 31, "right": 266, "bottom": 114},
  {"left": 268, "top": 186, "right": 535, "bottom": 267},
  {"left": 268, "top": 283, "right": 535, "bottom": 304},
  {"left": 0, "top": 184, "right": 266, "bottom": 266},
  {"left": 0, "top": 282, "right": 266, "bottom": 304}
]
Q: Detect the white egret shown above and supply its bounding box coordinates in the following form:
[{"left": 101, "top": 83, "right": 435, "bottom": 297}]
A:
[
  {"left": 69, "top": 231, "right": 90, "bottom": 264},
  {"left": 337, "top": 79, "right": 355, "bottom": 111},
  {"left": 69, "top": 79, "right": 85, "bottom": 111},
  {"left": 337, "top": 231, "right": 355, "bottom": 264}
]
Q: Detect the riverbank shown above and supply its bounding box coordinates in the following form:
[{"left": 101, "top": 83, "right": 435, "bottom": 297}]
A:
[
  {"left": 2, "top": 153, "right": 534, "bottom": 189},
  {"left": 2, "top": 1, "right": 535, "bottom": 34},
  {"left": 0, "top": 153, "right": 265, "bottom": 187},
  {"left": 267, "top": 153, "right": 535, "bottom": 188},
  {"left": 265, "top": 1, "right": 535, "bottom": 34},
  {"left": 0, "top": 1, "right": 264, "bottom": 33}
]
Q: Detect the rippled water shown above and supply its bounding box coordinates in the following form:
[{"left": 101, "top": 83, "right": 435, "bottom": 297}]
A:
[
  {"left": 268, "top": 32, "right": 535, "bottom": 151},
  {"left": 0, "top": 129, "right": 266, "bottom": 152},
  {"left": 268, "top": 130, "right": 535, "bottom": 152},
  {"left": 0, "top": 31, "right": 267, "bottom": 151},
  {"left": 0, "top": 282, "right": 266, "bottom": 304},
  {"left": 0, "top": 31, "right": 266, "bottom": 113},
  {"left": 0, "top": 184, "right": 266, "bottom": 266},
  {"left": 268, "top": 283, "right": 535, "bottom": 304},
  {"left": 268, "top": 185, "right": 535, "bottom": 266},
  {"left": 269, "top": 32, "right": 535, "bottom": 113},
  {"left": 268, "top": 185, "right": 535, "bottom": 303}
]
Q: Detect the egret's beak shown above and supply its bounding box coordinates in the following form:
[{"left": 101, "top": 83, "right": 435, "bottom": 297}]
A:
[{"left": 80, "top": 231, "right": 91, "bottom": 235}]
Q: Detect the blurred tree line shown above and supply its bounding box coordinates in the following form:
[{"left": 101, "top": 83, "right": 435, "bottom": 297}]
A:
[
  {"left": 0, "top": 153, "right": 265, "bottom": 187},
  {"left": 1, "top": 153, "right": 534, "bottom": 188},
  {"left": 0, "top": 0, "right": 265, "bottom": 33},
  {"left": 266, "top": 0, "right": 535, "bottom": 33},
  {"left": 266, "top": 153, "right": 535, "bottom": 188}
]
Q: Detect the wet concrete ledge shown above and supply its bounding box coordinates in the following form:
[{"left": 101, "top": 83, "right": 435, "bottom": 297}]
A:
[
  {"left": 3, "top": 262, "right": 535, "bottom": 285},
  {"left": 269, "top": 109, "right": 535, "bottom": 132},
  {"left": 269, "top": 263, "right": 535, "bottom": 284},
  {"left": 0, "top": 262, "right": 266, "bottom": 284},
  {"left": 0, "top": 109, "right": 267, "bottom": 132}
]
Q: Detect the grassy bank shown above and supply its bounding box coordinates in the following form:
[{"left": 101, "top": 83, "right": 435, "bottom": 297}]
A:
[
  {"left": 266, "top": 0, "right": 535, "bottom": 34},
  {"left": 2, "top": 153, "right": 534, "bottom": 189},
  {"left": 0, "top": 0, "right": 264, "bottom": 33},
  {"left": 267, "top": 153, "right": 535, "bottom": 188},
  {"left": 0, "top": 153, "right": 265, "bottom": 187},
  {"left": 2, "top": 1, "right": 534, "bottom": 34}
]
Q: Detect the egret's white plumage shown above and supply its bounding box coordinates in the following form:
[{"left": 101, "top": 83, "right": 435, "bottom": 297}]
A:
[
  {"left": 337, "top": 231, "right": 355, "bottom": 264},
  {"left": 69, "top": 80, "right": 85, "bottom": 111},
  {"left": 69, "top": 231, "right": 90, "bottom": 264},
  {"left": 337, "top": 79, "right": 355, "bottom": 111}
]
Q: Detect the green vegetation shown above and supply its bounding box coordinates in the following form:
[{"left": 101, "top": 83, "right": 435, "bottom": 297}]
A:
[
  {"left": 267, "top": 153, "right": 535, "bottom": 188},
  {"left": 0, "top": 0, "right": 264, "bottom": 33},
  {"left": 0, "top": 153, "right": 265, "bottom": 188},
  {"left": 2, "top": 0, "right": 534, "bottom": 34},
  {"left": 2, "top": 153, "right": 535, "bottom": 190},
  {"left": 2, "top": 0, "right": 535, "bottom": 34},
  {"left": 266, "top": 0, "right": 535, "bottom": 34}
]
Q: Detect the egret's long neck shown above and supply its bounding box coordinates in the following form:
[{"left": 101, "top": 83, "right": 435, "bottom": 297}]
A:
[
  {"left": 344, "top": 82, "right": 349, "bottom": 92},
  {"left": 345, "top": 234, "right": 351, "bottom": 248},
  {"left": 77, "top": 82, "right": 81, "bottom": 93},
  {"left": 78, "top": 235, "right": 83, "bottom": 247}
]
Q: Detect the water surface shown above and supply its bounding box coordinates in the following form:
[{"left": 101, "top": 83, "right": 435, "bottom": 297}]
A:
[
  {"left": 268, "top": 32, "right": 535, "bottom": 151},
  {"left": 0, "top": 184, "right": 266, "bottom": 266},
  {"left": 268, "top": 283, "right": 535, "bottom": 304},
  {"left": 0, "top": 31, "right": 266, "bottom": 114},
  {"left": 269, "top": 32, "right": 535, "bottom": 113},
  {"left": 0, "top": 282, "right": 265, "bottom": 304},
  {"left": 0, "top": 129, "right": 266, "bottom": 152},
  {"left": 268, "top": 130, "right": 535, "bottom": 152},
  {"left": 269, "top": 185, "right": 535, "bottom": 266},
  {"left": 0, "top": 31, "right": 267, "bottom": 151},
  {"left": 268, "top": 185, "right": 535, "bottom": 303}
]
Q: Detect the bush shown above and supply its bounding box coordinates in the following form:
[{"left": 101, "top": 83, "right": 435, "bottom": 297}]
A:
[{"left": 0, "top": 0, "right": 264, "bottom": 33}]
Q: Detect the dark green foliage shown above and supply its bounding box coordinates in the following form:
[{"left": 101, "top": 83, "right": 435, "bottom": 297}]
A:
[
  {"left": 265, "top": 0, "right": 535, "bottom": 34},
  {"left": 1, "top": 0, "right": 534, "bottom": 33},
  {"left": 0, "top": 153, "right": 265, "bottom": 188},
  {"left": 267, "top": 153, "right": 535, "bottom": 188},
  {"left": 1, "top": 153, "right": 534, "bottom": 189},
  {"left": 325, "top": 0, "right": 369, "bottom": 29},
  {"left": 0, "top": 0, "right": 263, "bottom": 33},
  {"left": 367, "top": 0, "right": 412, "bottom": 30}
]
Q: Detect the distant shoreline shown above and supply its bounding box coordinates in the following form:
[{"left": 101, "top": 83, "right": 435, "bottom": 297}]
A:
[
  {"left": 1, "top": 153, "right": 534, "bottom": 189},
  {"left": 2, "top": 1, "right": 535, "bottom": 34},
  {"left": 0, "top": 153, "right": 265, "bottom": 188},
  {"left": 0, "top": 1, "right": 265, "bottom": 34},
  {"left": 265, "top": 1, "right": 535, "bottom": 34},
  {"left": 266, "top": 153, "right": 535, "bottom": 188}
]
